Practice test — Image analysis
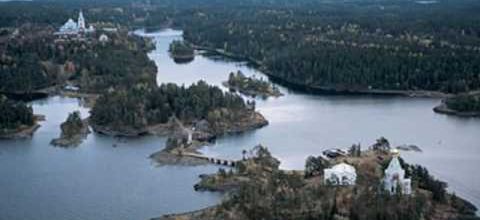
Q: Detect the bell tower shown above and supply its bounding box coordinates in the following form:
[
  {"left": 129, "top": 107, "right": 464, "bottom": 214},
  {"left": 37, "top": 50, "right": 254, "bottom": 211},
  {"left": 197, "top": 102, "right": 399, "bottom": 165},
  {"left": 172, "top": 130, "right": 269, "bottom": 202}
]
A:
[{"left": 78, "top": 10, "right": 86, "bottom": 31}]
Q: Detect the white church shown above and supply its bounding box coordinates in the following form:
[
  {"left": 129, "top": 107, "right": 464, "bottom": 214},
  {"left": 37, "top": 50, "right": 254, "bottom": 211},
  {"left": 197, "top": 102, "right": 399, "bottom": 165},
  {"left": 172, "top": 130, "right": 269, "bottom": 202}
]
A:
[
  {"left": 56, "top": 11, "right": 95, "bottom": 36},
  {"left": 324, "top": 162, "right": 357, "bottom": 186},
  {"left": 383, "top": 149, "right": 412, "bottom": 195}
]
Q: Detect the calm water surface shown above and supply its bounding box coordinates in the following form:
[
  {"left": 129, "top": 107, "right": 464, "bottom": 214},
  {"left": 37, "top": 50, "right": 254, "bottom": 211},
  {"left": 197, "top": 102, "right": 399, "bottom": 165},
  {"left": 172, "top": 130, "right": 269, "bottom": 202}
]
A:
[
  {"left": 0, "top": 28, "right": 479, "bottom": 219},
  {"left": 0, "top": 89, "right": 220, "bottom": 218}
]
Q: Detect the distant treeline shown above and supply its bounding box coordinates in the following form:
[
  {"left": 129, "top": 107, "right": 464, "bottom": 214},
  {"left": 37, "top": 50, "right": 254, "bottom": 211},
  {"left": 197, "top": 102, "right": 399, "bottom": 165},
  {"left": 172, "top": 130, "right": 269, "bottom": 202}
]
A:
[
  {"left": 2, "top": 0, "right": 480, "bottom": 94},
  {"left": 172, "top": 0, "right": 480, "bottom": 93}
]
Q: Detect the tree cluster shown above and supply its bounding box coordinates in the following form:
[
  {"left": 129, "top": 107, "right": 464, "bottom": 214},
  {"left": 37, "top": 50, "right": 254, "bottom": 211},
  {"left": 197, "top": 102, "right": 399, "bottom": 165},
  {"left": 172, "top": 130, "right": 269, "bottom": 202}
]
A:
[
  {"left": 60, "top": 111, "right": 84, "bottom": 138},
  {"left": 168, "top": 40, "right": 193, "bottom": 57},
  {"left": 226, "top": 71, "right": 281, "bottom": 98},
  {"left": 445, "top": 94, "right": 480, "bottom": 112},
  {"left": 0, "top": 95, "right": 34, "bottom": 132},
  {"left": 304, "top": 155, "right": 330, "bottom": 178},
  {"left": 409, "top": 165, "right": 448, "bottom": 202},
  {"left": 90, "top": 81, "right": 249, "bottom": 130}
]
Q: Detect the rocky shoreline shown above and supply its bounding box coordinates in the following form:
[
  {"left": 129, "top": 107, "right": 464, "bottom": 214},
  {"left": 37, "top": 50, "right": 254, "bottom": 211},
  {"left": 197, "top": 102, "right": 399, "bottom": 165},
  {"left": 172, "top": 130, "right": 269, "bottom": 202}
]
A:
[
  {"left": 152, "top": 206, "right": 218, "bottom": 220},
  {"left": 51, "top": 119, "right": 90, "bottom": 147},
  {"left": 91, "top": 110, "right": 268, "bottom": 138},
  {"left": 149, "top": 124, "right": 213, "bottom": 167},
  {"left": 433, "top": 103, "right": 480, "bottom": 117},
  {"left": 223, "top": 82, "right": 283, "bottom": 98},
  {"left": 0, "top": 114, "right": 44, "bottom": 139},
  {"left": 149, "top": 112, "right": 267, "bottom": 166},
  {"left": 150, "top": 150, "right": 211, "bottom": 166},
  {"left": 90, "top": 123, "right": 151, "bottom": 137}
]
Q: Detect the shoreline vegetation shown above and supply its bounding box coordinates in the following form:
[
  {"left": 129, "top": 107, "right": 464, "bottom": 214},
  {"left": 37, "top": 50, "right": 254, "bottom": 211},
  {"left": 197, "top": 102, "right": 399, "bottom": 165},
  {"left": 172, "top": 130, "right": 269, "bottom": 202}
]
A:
[
  {"left": 193, "top": 43, "right": 453, "bottom": 98},
  {"left": 168, "top": 40, "right": 194, "bottom": 63},
  {"left": 89, "top": 81, "right": 268, "bottom": 138},
  {"left": 0, "top": 95, "right": 44, "bottom": 139},
  {"left": 434, "top": 93, "right": 480, "bottom": 117},
  {"left": 50, "top": 111, "right": 90, "bottom": 147},
  {"left": 155, "top": 141, "right": 479, "bottom": 220},
  {"left": 0, "top": 115, "right": 43, "bottom": 139},
  {"left": 223, "top": 71, "right": 283, "bottom": 98}
]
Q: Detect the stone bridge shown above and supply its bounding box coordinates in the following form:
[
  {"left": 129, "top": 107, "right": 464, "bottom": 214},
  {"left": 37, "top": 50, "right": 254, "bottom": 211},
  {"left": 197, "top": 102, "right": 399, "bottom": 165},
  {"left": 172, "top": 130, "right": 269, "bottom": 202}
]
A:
[{"left": 182, "top": 152, "right": 237, "bottom": 167}]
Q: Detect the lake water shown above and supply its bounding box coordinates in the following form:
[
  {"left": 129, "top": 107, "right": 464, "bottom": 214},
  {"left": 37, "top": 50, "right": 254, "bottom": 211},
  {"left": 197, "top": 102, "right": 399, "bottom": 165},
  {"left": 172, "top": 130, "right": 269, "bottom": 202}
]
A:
[
  {"left": 0, "top": 28, "right": 479, "bottom": 219},
  {"left": 141, "top": 29, "right": 480, "bottom": 210}
]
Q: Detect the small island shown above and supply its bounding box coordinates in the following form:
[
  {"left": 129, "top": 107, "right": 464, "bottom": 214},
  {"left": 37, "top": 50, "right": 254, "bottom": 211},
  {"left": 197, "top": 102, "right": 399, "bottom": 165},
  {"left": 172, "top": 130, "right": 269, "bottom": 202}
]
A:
[
  {"left": 51, "top": 111, "right": 90, "bottom": 147},
  {"left": 223, "top": 71, "right": 283, "bottom": 98},
  {"left": 90, "top": 81, "right": 268, "bottom": 137},
  {"left": 156, "top": 140, "right": 478, "bottom": 220},
  {"left": 0, "top": 95, "right": 42, "bottom": 139},
  {"left": 434, "top": 93, "right": 480, "bottom": 117},
  {"left": 168, "top": 40, "right": 195, "bottom": 63}
]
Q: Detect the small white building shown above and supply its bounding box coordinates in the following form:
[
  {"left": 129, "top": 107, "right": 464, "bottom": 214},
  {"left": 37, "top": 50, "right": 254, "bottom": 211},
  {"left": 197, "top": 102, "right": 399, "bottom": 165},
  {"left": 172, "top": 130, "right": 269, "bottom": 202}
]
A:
[
  {"left": 383, "top": 150, "right": 412, "bottom": 195},
  {"left": 324, "top": 162, "right": 357, "bottom": 186}
]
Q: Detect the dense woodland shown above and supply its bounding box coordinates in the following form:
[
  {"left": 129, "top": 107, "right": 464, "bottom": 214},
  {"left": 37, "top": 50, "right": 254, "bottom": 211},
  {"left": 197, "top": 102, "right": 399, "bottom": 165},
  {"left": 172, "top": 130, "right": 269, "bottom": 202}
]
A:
[
  {"left": 168, "top": 0, "right": 480, "bottom": 93},
  {"left": 69, "top": 34, "right": 157, "bottom": 92},
  {"left": 90, "top": 81, "right": 249, "bottom": 129},
  {"left": 0, "top": 96, "right": 34, "bottom": 132},
  {"left": 0, "top": 24, "right": 156, "bottom": 93},
  {"left": 2, "top": 0, "right": 480, "bottom": 94},
  {"left": 0, "top": 1, "right": 156, "bottom": 94}
]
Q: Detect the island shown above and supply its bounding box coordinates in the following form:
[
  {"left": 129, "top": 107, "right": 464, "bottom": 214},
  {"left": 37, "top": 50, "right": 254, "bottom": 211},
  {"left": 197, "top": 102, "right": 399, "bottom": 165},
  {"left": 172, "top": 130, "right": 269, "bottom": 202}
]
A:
[
  {"left": 156, "top": 141, "right": 479, "bottom": 220},
  {"left": 0, "top": 95, "right": 42, "bottom": 139},
  {"left": 90, "top": 81, "right": 268, "bottom": 137},
  {"left": 223, "top": 71, "right": 283, "bottom": 98},
  {"left": 168, "top": 40, "right": 194, "bottom": 63},
  {"left": 51, "top": 111, "right": 90, "bottom": 147},
  {"left": 434, "top": 93, "right": 480, "bottom": 117}
]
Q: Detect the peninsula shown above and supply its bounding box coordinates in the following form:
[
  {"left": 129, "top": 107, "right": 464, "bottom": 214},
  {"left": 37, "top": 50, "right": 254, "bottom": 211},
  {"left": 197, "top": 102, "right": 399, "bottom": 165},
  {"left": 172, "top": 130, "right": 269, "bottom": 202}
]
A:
[
  {"left": 157, "top": 142, "right": 479, "bottom": 220},
  {"left": 0, "top": 95, "right": 42, "bottom": 139},
  {"left": 434, "top": 93, "right": 480, "bottom": 117}
]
